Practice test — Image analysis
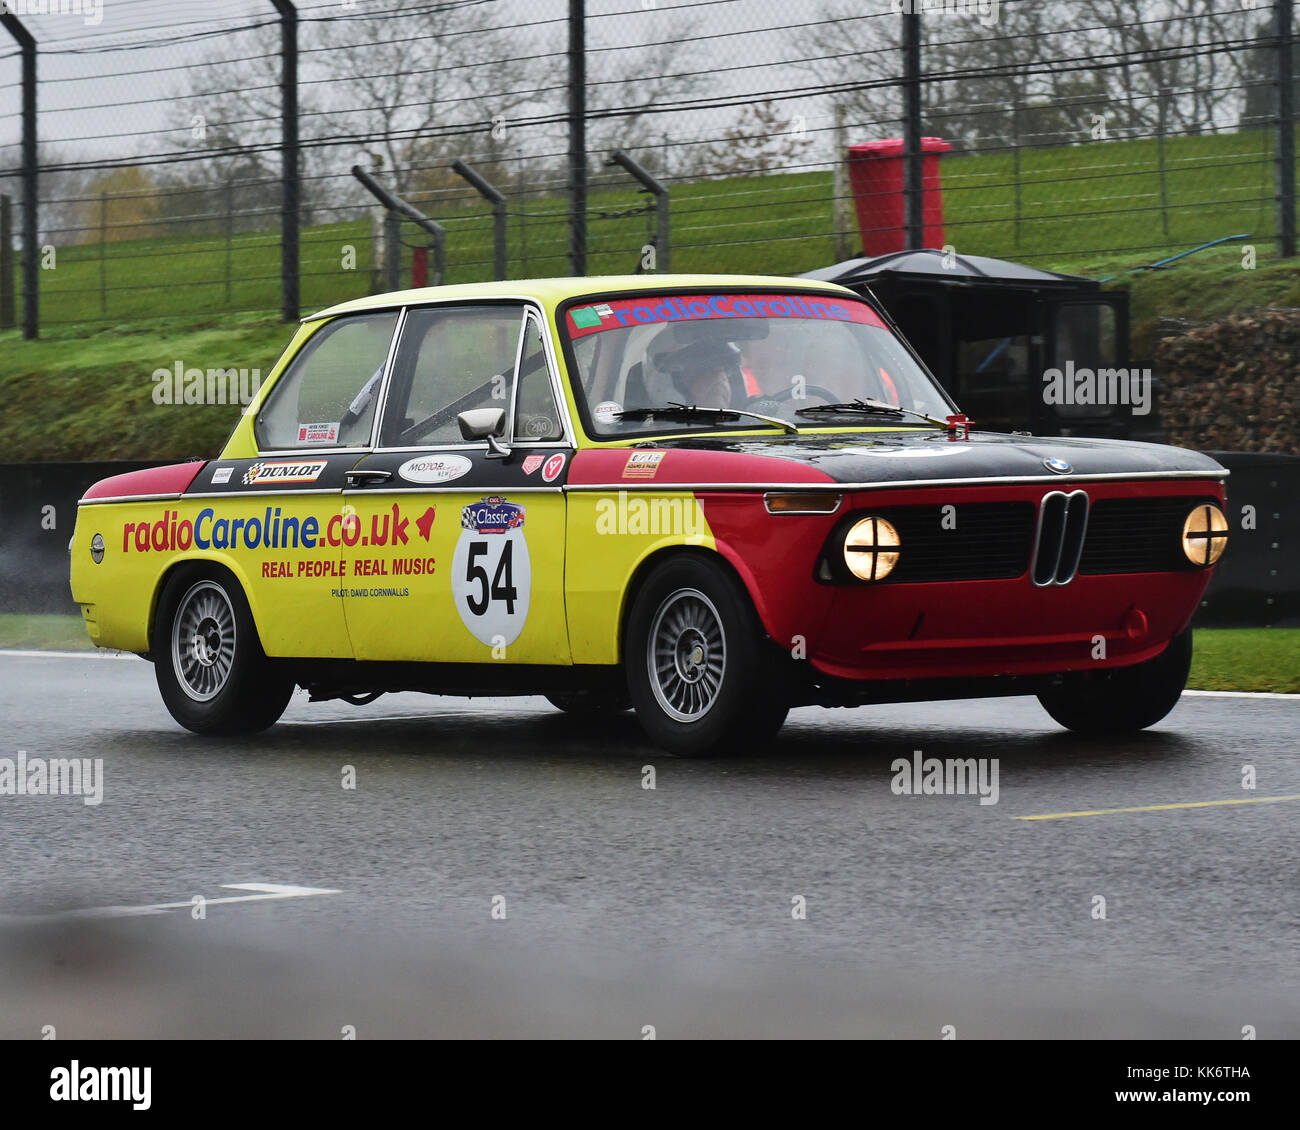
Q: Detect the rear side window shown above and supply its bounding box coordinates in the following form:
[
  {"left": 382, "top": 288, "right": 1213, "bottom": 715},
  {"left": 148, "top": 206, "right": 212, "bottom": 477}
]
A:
[{"left": 256, "top": 311, "right": 399, "bottom": 450}]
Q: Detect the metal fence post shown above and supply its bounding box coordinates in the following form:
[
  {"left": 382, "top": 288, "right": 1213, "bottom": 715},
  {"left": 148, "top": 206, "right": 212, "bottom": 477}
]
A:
[
  {"left": 351, "top": 167, "right": 446, "bottom": 291},
  {"left": 607, "top": 149, "right": 670, "bottom": 272},
  {"left": 1, "top": 194, "right": 14, "bottom": 330},
  {"left": 451, "top": 159, "right": 507, "bottom": 280},
  {"left": 1277, "top": 0, "right": 1296, "bottom": 257},
  {"left": 225, "top": 181, "right": 234, "bottom": 305},
  {"left": 519, "top": 173, "right": 529, "bottom": 276},
  {"left": 271, "top": 0, "right": 300, "bottom": 319},
  {"left": 568, "top": 0, "right": 587, "bottom": 276},
  {"left": 1157, "top": 86, "right": 1170, "bottom": 238},
  {"left": 431, "top": 232, "right": 446, "bottom": 286},
  {"left": 1012, "top": 87, "right": 1023, "bottom": 248},
  {"left": 384, "top": 211, "right": 401, "bottom": 291},
  {"left": 2, "top": 10, "right": 38, "bottom": 339},
  {"left": 901, "top": 9, "right": 923, "bottom": 250},
  {"left": 99, "top": 191, "right": 107, "bottom": 316},
  {"left": 832, "top": 103, "right": 853, "bottom": 260}
]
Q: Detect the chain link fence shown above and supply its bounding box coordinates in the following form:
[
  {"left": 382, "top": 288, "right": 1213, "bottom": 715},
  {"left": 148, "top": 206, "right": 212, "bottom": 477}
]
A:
[{"left": 0, "top": 0, "right": 1295, "bottom": 334}]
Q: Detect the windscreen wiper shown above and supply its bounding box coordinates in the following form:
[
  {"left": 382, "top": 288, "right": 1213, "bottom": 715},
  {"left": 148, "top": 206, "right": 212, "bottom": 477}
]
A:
[
  {"left": 794, "top": 399, "right": 949, "bottom": 428},
  {"left": 615, "top": 402, "right": 799, "bottom": 435}
]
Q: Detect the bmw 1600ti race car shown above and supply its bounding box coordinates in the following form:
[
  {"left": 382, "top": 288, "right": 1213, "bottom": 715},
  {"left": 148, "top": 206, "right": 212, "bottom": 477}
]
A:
[{"left": 69, "top": 275, "right": 1229, "bottom": 755}]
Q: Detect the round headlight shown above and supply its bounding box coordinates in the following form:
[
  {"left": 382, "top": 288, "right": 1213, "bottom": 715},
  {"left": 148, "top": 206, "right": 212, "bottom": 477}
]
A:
[
  {"left": 1181, "top": 503, "right": 1228, "bottom": 566},
  {"left": 843, "top": 516, "right": 900, "bottom": 581}
]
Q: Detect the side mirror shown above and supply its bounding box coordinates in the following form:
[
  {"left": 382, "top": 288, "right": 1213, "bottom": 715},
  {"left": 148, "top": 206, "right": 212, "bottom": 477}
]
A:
[{"left": 457, "top": 407, "right": 510, "bottom": 458}]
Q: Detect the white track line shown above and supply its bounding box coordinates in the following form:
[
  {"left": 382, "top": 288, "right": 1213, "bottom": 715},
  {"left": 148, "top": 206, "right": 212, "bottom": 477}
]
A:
[
  {"left": 0, "top": 648, "right": 138, "bottom": 660},
  {"left": 1183, "top": 690, "right": 1300, "bottom": 700},
  {"left": 3, "top": 650, "right": 1296, "bottom": 699}
]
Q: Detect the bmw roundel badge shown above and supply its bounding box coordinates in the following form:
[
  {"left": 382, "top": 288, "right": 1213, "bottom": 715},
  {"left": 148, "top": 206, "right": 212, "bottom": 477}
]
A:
[{"left": 1044, "top": 457, "right": 1073, "bottom": 474}]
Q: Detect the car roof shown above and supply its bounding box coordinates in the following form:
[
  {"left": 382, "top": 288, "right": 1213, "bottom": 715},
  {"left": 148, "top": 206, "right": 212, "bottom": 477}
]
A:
[{"left": 306, "top": 274, "right": 861, "bottom": 321}]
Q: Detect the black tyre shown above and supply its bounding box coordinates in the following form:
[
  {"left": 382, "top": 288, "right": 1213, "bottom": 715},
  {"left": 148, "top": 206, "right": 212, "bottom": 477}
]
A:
[
  {"left": 154, "top": 566, "right": 294, "bottom": 735},
  {"left": 545, "top": 690, "right": 631, "bottom": 715},
  {"left": 1037, "top": 628, "right": 1194, "bottom": 734},
  {"left": 625, "top": 554, "right": 789, "bottom": 757}
]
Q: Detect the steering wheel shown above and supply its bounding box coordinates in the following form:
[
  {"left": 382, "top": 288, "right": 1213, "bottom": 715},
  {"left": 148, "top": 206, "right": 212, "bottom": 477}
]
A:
[{"left": 749, "top": 383, "right": 839, "bottom": 406}]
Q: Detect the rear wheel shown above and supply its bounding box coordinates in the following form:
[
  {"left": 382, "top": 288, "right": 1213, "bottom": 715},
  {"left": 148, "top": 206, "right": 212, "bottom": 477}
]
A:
[
  {"left": 1037, "top": 628, "right": 1193, "bottom": 734},
  {"left": 625, "top": 555, "right": 788, "bottom": 757},
  {"left": 154, "top": 566, "right": 294, "bottom": 735}
]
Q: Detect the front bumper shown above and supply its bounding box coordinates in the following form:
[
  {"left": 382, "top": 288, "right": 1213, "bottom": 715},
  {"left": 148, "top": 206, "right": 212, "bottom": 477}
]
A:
[{"left": 707, "top": 477, "right": 1224, "bottom": 684}]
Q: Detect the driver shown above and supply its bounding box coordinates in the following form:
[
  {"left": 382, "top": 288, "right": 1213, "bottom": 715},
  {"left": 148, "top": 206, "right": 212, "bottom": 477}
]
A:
[{"left": 658, "top": 340, "right": 741, "bottom": 409}]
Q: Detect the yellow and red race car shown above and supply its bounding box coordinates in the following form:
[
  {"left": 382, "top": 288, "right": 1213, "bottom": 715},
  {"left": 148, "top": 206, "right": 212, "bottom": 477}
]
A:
[{"left": 70, "top": 275, "right": 1229, "bottom": 756}]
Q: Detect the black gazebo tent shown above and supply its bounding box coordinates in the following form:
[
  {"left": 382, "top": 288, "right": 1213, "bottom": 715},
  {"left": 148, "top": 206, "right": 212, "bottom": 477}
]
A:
[{"left": 802, "top": 250, "right": 1142, "bottom": 438}]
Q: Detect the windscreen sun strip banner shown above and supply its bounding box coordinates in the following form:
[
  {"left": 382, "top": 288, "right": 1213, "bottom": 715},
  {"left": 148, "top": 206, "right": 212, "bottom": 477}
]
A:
[{"left": 565, "top": 293, "right": 887, "bottom": 338}]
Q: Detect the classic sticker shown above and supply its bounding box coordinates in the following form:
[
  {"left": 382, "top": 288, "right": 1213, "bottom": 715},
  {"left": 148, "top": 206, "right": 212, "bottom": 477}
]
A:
[
  {"left": 623, "top": 451, "right": 664, "bottom": 478},
  {"left": 297, "top": 422, "right": 340, "bottom": 445},
  {"left": 398, "top": 454, "right": 473, "bottom": 484},
  {"left": 243, "top": 459, "right": 328, "bottom": 486},
  {"left": 541, "top": 453, "right": 567, "bottom": 482},
  {"left": 452, "top": 496, "right": 531, "bottom": 648},
  {"left": 460, "top": 496, "right": 526, "bottom": 534}
]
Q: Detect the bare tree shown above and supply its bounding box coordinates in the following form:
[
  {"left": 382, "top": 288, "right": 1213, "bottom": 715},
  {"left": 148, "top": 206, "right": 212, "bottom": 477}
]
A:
[{"left": 312, "top": 0, "right": 550, "bottom": 196}]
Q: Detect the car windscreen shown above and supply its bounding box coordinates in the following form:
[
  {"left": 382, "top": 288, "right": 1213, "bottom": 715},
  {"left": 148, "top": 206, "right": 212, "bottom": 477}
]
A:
[{"left": 562, "top": 291, "right": 955, "bottom": 437}]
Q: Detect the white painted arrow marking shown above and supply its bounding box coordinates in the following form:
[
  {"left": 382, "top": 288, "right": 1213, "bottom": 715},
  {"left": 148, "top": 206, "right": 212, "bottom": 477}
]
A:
[{"left": 0, "top": 883, "right": 342, "bottom": 923}]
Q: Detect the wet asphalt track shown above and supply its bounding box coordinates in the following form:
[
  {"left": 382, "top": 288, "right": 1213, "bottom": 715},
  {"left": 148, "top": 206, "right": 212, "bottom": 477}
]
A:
[{"left": 1, "top": 650, "right": 1297, "bottom": 1039}]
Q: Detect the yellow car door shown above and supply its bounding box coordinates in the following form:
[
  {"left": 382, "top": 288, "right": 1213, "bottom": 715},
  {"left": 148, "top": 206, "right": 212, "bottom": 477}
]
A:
[{"left": 340, "top": 303, "right": 573, "bottom": 666}]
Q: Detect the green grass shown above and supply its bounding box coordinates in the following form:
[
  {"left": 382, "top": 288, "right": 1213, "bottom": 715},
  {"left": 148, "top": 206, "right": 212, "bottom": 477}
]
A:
[
  {"left": 1, "top": 616, "right": 1294, "bottom": 693},
  {"left": 941, "top": 129, "right": 1279, "bottom": 262},
  {"left": 4, "top": 127, "right": 1300, "bottom": 461},
  {"left": 1187, "top": 629, "right": 1300, "bottom": 694},
  {"left": 0, "top": 313, "right": 294, "bottom": 461},
  {"left": 0, "top": 614, "right": 96, "bottom": 651},
  {"left": 9, "top": 127, "right": 1290, "bottom": 327}
]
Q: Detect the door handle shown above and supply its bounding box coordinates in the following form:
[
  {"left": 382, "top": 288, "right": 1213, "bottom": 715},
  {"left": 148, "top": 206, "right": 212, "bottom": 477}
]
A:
[{"left": 345, "top": 469, "right": 393, "bottom": 486}]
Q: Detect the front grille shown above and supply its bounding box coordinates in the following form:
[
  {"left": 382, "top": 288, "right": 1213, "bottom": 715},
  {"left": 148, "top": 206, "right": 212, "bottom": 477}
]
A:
[
  {"left": 873, "top": 502, "right": 1035, "bottom": 583},
  {"left": 1031, "top": 490, "right": 1090, "bottom": 586},
  {"left": 824, "top": 494, "right": 1211, "bottom": 586},
  {"left": 1079, "top": 497, "right": 1210, "bottom": 575}
]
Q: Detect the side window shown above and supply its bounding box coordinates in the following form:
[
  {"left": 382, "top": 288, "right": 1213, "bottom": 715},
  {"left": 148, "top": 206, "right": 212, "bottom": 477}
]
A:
[
  {"left": 381, "top": 306, "right": 525, "bottom": 447},
  {"left": 513, "top": 316, "right": 564, "bottom": 442},
  {"left": 1052, "top": 303, "right": 1118, "bottom": 418},
  {"left": 256, "top": 311, "right": 398, "bottom": 450}
]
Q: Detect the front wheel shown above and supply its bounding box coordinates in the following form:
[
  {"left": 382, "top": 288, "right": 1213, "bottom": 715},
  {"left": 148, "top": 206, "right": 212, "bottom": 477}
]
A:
[
  {"left": 1037, "top": 628, "right": 1194, "bottom": 734},
  {"left": 625, "top": 555, "right": 788, "bottom": 757},
  {"left": 154, "top": 566, "right": 294, "bottom": 735}
]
